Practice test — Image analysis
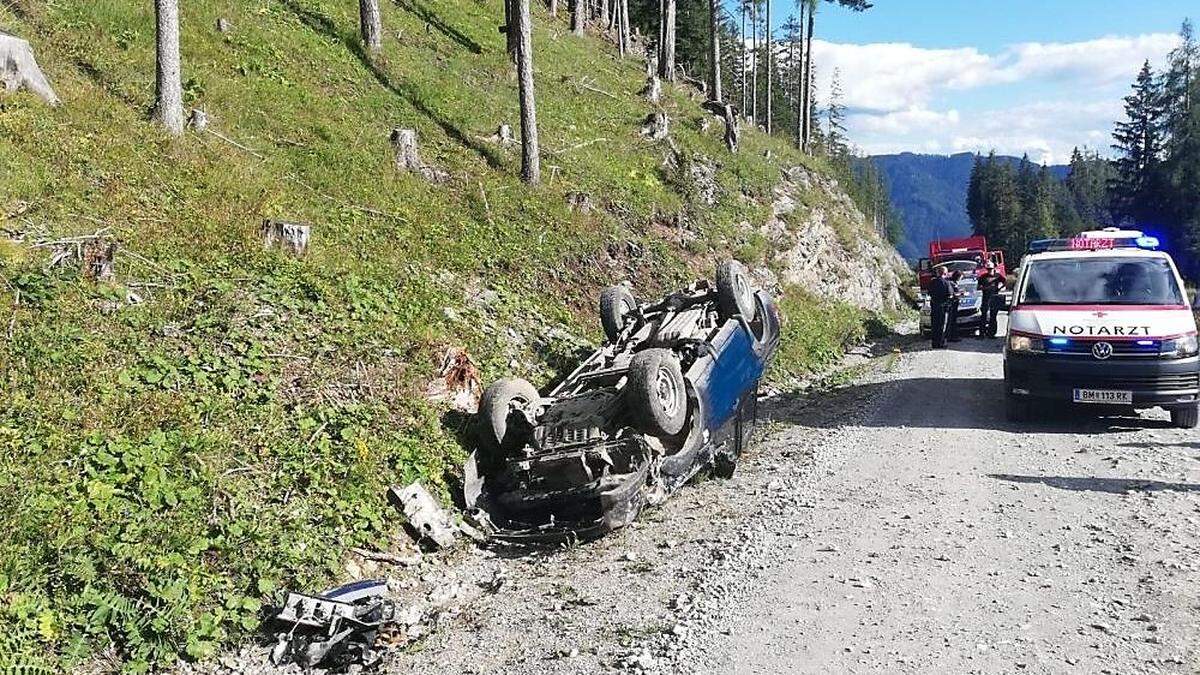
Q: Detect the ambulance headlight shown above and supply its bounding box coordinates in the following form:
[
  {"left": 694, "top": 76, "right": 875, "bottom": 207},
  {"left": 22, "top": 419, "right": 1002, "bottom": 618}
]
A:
[
  {"left": 1162, "top": 335, "right": 1199, "bottom": 359},
  {"left": 1008, "top": 335, "right": 1044, "bottom": 354}
]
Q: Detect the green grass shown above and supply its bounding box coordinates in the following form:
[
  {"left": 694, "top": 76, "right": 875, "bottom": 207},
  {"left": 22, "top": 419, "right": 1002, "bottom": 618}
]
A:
[{"left": 0, "top": 0, "right": 888, "bottom": 668}]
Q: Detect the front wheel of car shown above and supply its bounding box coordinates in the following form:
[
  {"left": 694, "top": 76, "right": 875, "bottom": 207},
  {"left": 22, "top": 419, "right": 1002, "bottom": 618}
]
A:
[
  {"left": 627, "top": 349, "right": 689, "bottom": 437},
  {"left": 1005, "top": 395, "right": 1030, "bottom": 423},
  {"left": 1171, "top": 405, "right": 1199, "bottom": 429}
]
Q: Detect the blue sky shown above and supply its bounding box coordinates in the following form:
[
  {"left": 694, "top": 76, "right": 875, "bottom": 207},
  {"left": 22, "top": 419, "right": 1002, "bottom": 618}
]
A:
[{"left": 774, "top": 0, "right": 1195, "bottom": 163}]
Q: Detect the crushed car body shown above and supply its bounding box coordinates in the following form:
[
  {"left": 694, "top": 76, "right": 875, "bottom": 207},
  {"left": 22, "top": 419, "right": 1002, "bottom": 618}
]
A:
[{"left": 464, "top": 261, "right": 780, "bottom": 543}]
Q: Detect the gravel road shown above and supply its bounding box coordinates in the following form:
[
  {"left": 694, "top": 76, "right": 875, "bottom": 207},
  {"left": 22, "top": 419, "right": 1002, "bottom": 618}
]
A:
[{"left": 223, "top": 331, "right": 1200, "bottom": 675}]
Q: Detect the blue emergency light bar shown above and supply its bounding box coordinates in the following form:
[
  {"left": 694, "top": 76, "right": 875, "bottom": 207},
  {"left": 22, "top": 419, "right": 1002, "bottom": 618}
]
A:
[{"left": 1027, "top": 235, "right": 1160, "bottom": 254}]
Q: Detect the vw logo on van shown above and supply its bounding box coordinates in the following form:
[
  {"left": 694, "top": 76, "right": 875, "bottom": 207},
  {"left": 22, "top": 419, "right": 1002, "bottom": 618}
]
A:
[{"left": 1091, "top": 342, "right": 1114, "bottom": 360}]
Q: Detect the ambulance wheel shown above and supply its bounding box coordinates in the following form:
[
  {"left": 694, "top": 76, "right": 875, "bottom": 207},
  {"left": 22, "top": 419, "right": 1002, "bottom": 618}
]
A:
[
  {"left": 1005, "top": 395, "right": 1030, "bottom": 423},
  {"left": 1170, "top": 405, "right": 1199, "bottom": 429}
]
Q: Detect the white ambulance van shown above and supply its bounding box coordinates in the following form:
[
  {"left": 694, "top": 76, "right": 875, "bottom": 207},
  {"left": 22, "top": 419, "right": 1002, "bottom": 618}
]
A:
[{"left": 1004, "top": 228, "right": 1200, "bottom": 428}]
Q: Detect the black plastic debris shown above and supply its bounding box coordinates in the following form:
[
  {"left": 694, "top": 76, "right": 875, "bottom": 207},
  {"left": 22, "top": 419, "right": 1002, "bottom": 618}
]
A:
[{"left": 269, "top": 578, "right": 396, "bottom": 669}]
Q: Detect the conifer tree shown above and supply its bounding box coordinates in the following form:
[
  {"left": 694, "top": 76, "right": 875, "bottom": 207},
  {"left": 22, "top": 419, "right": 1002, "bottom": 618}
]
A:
[{"left": 1110, "top": 61, "right": 1165, "bottom": 227}]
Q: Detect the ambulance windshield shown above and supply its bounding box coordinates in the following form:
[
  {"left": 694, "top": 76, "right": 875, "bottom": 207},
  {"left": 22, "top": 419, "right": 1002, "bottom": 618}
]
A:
[{"left": 1020, "top": 257, "right": 1184, "bottom": 306}]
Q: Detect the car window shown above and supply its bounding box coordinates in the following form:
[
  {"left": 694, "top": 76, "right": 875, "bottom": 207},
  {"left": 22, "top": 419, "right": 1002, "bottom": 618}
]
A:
[{"left": 1020, "top": 257, "right": 1184, "bottom": 306}]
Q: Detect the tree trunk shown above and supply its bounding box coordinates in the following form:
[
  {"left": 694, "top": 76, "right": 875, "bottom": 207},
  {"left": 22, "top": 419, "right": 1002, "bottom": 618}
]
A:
[
  {"left": 793, "top": 1, "right": 804, "bottom": 148},
  {"left": 601, "top": 0, "right": 609, "bottom": 32},
  {"left": 153, "top": 0, "right": 184, "bottom": 136},
  {"left": 750, "top": 1, "right": 757, "bottom": 124},
  {"left": 802, "top": 6, "right": 814, "bottom": 153},
  {"left": 620, "top": 0, "right": 630, "bottom": 47},
  {"left": 261, "top": 220, "right": 311, "bottom": 257},
  {"left": 707, "top": 0, "right": 721, "bottom": 101},
  {"left": 571, "top": 0, "right": 585, "bottom": 35},
  {"left": 359, "top": 0, "right": 383, "bottom": 54},
  {"left": 764, "top": 0, "right": 772, "bottom": 134},
  {"left": 723, "top": 103, "right": 739, "bottom": 152},
  {"left": 515, "top": 0, "right": 541, "bottom": 184},
  {"left": 740, "top": 4, "right": 747, "bottom": 116},
  {"left": 617, "top": 0, "right": 629, "bottom": 57},
  {"left": 659, "top": 0, "right": 676, "bottom": 82},
  {"left": 549, "top": 0, "right": 558, "bottom": 18},
  {"left": 504, "top": 0, "right": 518, "bottom": 61}
]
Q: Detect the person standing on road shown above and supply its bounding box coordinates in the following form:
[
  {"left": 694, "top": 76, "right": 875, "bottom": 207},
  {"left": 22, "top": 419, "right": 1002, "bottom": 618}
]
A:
[
  {"left": 927, "top": 267, "right": 952, "bottom": 349},
  {"left": 977, "top": 261, "right": 1006, "bottom": 338},
  {"left": 946, "top": 270, "right": 964, "bottom": 343}
]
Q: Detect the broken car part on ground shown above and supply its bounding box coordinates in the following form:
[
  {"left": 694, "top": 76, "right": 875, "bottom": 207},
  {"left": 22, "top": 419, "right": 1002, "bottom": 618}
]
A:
[
  {"left": 464, "top": 261, "right": 781, "bottom": 543},
  {"left": 268, "top": 579, "right": 395, "bottom": 669}
]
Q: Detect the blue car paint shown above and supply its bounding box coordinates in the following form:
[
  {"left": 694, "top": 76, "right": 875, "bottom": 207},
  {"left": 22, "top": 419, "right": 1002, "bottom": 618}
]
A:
[{"left": 694, "top": 323, "right": 765, "bottom": 431}]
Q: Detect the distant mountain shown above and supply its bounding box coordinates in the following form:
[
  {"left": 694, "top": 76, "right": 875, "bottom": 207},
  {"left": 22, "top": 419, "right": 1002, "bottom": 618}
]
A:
[{"left": 871, "top": 152, "right": 1068, "bottom": 261}]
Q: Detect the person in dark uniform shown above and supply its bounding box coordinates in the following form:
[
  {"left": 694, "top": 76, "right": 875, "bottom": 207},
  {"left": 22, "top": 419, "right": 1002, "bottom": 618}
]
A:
[
  {"left": 927, "top": 267, "right": 952, "bottom": 348},
  {"left": 977, "top": 261, "right": 1006, "bottom": 338},
  {"left": 946, "top": 270, "right": 964, "bottom": 342}
]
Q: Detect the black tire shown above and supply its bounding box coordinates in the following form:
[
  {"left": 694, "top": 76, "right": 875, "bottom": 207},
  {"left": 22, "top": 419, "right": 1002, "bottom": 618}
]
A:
[
  {"left": 715, "top": 260, "right": 756, "bottom": 321},
  {"left": 627, "top": 349, "right": 688, "bottom": 437},
  {"left": 1005, "top": 395, "right": 1030, "bottom": 423},
  {"left": 1171, "top": 405, "right": 1199, "bottom": 429},
  {"left": 600, "top": 285, "right": 637, "bottom": 343},
  {"left": 477, "top": 378, "right": 540, "bottom": 453}
]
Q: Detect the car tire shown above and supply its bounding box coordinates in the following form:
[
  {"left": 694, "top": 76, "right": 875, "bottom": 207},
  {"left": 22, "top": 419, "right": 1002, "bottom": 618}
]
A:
[
  {"left": 600, "top": 285, "right": 637, "bottom": 343},
  {"left": 627, "top": 349, "right": 688, "bottom": 437},
  {"left": 715, "top": 260, "right": 756, "bottom": 321},
  {"left": 1005, "top": 395, "right": 1030, "bottom": 423},
  {"left": 478, "top": 378, "right": 540, "bottom": 453},
  {"left": 1171, "top": 405, "right": 1199, "bottom": 429}
]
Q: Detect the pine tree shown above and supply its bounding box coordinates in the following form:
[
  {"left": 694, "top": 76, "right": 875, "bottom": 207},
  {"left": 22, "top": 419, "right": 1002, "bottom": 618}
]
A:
[
  {"left": 1110, "top": 60, "right": 1165, "bottom": 227},
  {"left": 825, "top": 68, "right": 847, "bottom": 156}
]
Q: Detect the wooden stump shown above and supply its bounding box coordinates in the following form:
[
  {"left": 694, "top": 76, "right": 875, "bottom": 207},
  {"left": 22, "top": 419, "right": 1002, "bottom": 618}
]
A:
[
  {"left": 215, "top": 17, "right": 231, "bottom": 33},
  {"left": 390, "top": 128, "right": 449, "bottom": 183},
  {"left": 641, "top": 112, "right": 669, "bottom": 141},
  {"left": 722, "top": 104, "right": 739, "bottom": 153},
  {"left": 80, "top": 240, "right": 117, "bottom": 282},
  {"left": 188, "top": 109, "right": 209, "bottom": 131},
  {"left": 643, "top": 75, "right": 661, "bottom": 104},
  {"left": 565, "top": 191, "right": 594, "bottom": 213},
  {"left": 0, "top": 31, "right": 59, "bottom": 105},
  {"left": 261, "top": 219, "right": 310, "bottom": 257}
]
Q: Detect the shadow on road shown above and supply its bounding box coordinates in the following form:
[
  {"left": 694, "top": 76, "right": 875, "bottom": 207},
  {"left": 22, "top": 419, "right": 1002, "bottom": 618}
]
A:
[
  {"left": 763, "top": 376, "right": 1176, "bottom": 435},
  {"left": 988, "top": 474, "right": 1200, "bottom": 494}
]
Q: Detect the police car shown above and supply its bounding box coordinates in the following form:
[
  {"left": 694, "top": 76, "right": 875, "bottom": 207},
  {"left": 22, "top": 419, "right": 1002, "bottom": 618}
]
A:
[{"left": 1004, "top": 228, "right": 1200, "bottom": 428}]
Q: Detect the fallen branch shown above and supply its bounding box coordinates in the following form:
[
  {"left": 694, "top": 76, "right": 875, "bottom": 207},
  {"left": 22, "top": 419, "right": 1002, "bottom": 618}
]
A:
[
  {"left": 350, "top": 547, "right": 422, "bottom": 566},
  {"left": 547, "top": 137, "right": 609, "bottom": 156},
  {"left": 573, "top": 76, "right": 621, "bottom": 101}
]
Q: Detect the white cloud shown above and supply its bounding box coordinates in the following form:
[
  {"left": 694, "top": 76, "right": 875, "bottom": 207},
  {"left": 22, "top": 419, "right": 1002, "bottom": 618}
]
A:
[{"left": 807, "top": 33, "right": 1181, "bottom": 161}]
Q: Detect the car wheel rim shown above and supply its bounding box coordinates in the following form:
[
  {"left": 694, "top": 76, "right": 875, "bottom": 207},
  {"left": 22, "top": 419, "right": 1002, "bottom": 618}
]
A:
[
  {"left": 654, "top": 367, "right": 680, "bottom": 418},
  {"left": 735, "top": 274, "right": 751, "bottom": 308}
]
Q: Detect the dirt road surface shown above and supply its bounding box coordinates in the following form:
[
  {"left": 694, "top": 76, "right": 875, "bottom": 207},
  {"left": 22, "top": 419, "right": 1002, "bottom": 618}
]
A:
[{"left": 356, "top": 333, "right": 1198, "bottom": 674}]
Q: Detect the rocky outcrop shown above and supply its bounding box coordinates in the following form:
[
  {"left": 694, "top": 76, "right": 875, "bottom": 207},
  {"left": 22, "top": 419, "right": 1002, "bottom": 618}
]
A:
[{"left": 756, "top": 165, "right": 909, "bottom": 313}]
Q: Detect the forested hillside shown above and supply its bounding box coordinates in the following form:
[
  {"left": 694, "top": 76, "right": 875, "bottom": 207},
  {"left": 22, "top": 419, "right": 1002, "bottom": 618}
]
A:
[
  {"left": 872, "top": 152, "right": 1067, "bottom": 260},
  {"left": 0, "top": 0, "right": 903, "bottom": 669}
]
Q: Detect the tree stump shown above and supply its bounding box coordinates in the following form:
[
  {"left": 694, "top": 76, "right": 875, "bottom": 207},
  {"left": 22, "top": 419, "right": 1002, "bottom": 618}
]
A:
[
  {"left": 565, "top": 191, "right": 594, "bottom": 213},
  {"left": 390, "top": 128, "right": 449, "bottom": 183},
  {"left": 81, "top": 240, "right": 117, "bottom": 282},
  {"left": 261, "top": 219, "right": 310, "bottom": 257},
  {"left": 188, "top": 109, "right": 209, "bottom": 131},
  {"left": 0, "top": 31, "right": 59, "bottom": 105},
  {"left": 641, "top": 112, "right": 669, "bottom": 141},
  {"left": 497, "top": 123, "right": 515, "bottom": 146},
  {"left": 722, "top": 104, "right": 739, "bottom": 153},
  {"left": 215, "top": 18, "right": 231, "bottom": 33}
]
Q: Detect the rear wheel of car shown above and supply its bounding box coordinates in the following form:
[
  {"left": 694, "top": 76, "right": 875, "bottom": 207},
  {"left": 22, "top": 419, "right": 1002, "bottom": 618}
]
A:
[
  {"left": 600, "top": 285, "right": 637, "bottom": 343},
  {"left": 715, "top": 260, "right": 756, "bottom": 321},
  {"left": 627, "top": 349, "right": 688, "bottom": 437},
  {"left": 1005, "top": 395, "right": 1030, "bottom": 423},
  {"left": 1171, "top": 405, "right": 1199, "bottom": 429},
  {"left": 478, "top": 378, "right": 540, "bottom": 454}
]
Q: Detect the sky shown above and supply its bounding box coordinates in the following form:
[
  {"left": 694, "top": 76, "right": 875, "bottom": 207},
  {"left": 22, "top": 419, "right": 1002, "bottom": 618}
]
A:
[{"left": 773, "top": 0, "right": 1194, "bottom": 164}]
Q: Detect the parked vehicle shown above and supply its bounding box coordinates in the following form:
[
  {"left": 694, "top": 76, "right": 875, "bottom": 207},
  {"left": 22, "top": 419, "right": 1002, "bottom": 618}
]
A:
[
  {"left": 464, "top": 261, "right": 781, "bottom": 543},
  {"left": 916, "top": 235, "right": 1006, "bottom": 291},
  {"left": 1004, "top": 228, "right": 1200, "bottom": 428},
  {"left": 919, "top": 266, "right": 984, "bottom": 336}
]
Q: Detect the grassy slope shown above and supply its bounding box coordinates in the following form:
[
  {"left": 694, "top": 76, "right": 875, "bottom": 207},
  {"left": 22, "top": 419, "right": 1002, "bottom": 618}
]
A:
[{"left": 0, "top": 0, "right": 879, "bottom": 668}]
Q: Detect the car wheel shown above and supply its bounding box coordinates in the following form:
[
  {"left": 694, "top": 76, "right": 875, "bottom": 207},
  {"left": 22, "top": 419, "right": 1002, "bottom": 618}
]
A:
[
  {"left": 1005, "top": 395, "right": 1030, "bottom": 423},
  {"left": 478, "top": 378, "right": 540, "bottom": 453},
  {"left": 1171, "top": 405, "right": 1199, "bottom": 429},
  {"left": 715, "top": 260, "right": 756, "bottom": 321},
  {"left": 600, "top": 285, "right": 637, "bottom": 343},
  {"left": 627, "top": 349, "right": 688, "bottom": 437}
]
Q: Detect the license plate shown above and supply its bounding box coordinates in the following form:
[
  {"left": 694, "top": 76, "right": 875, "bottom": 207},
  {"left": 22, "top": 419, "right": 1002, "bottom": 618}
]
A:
[{"left": 1073, "top": 388, "right": 1132, "bottom": 405}]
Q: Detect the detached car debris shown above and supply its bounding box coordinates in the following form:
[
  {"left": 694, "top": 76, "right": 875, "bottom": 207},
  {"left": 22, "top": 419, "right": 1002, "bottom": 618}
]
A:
[
  {"left": 269, "top": 579, "right": 395, "bottom": 669},
  {"left": 389, "top": 482, "right": 459, "bottom": 549},
  {"left": 464, "top": 261, "right": 780, "bottom": 543}
]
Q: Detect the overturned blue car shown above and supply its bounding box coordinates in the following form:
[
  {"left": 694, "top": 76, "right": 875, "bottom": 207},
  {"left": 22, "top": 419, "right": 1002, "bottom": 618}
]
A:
[{"left": 464, "top": 261, "right": 781, "bottom": 543}]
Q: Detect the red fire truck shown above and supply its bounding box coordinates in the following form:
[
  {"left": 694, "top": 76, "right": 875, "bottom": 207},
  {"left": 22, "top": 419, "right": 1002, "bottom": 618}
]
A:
[{"left": 916, "top": 235, "right": 1006, "bottom": 290}]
